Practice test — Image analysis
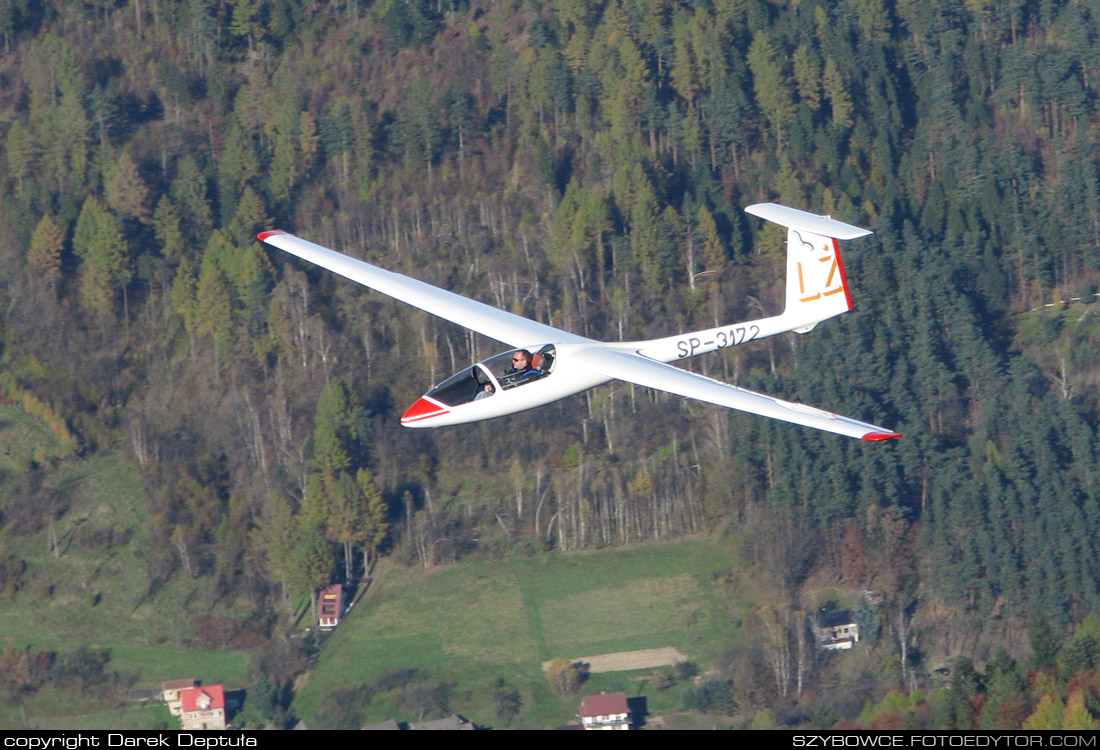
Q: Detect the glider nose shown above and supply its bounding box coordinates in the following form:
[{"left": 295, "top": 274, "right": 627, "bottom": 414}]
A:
[{"left": 400, "top": 397, "right": 450, "bottom": 426}]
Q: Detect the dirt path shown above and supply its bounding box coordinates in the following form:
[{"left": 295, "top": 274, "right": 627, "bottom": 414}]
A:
[{"left": 542, "top": 646, "right": 688, "bottom": 673}]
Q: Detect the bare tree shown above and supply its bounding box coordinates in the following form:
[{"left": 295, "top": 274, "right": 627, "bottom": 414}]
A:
[
  {"left": 891, "top": 598, "right": 916, "bottom": 693},
  {"left": 757, "top": 604, "right": 793, "bottom": 698}
]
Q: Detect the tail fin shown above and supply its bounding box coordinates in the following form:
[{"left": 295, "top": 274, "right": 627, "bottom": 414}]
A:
[{"left": 745, "top": 203, "right": 872, "bottom": 333}]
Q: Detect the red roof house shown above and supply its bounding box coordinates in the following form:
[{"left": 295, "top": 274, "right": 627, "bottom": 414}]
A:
[
  {"left": 579, "top": 691, "right": 631, "bottom": 730},
  {"left": 179, "top": 684, "right": 226, "bottom": 730},
  {"left": 318, "top": 583, "right": 345, "bottom": 630}
]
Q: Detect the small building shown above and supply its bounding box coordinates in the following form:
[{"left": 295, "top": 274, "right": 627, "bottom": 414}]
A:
[
  {"left": 579, "top": 691, "right": 631, "bottom": 730},
  {"left": 161, "top": 679, "right": 197, "bottom": 717},
  {"left": 318, "top": 583, "right": 345, "bottom": 630},
  {"left": 179, "top": 684, "right": 227, "bottom": 730},
  {"left": 815, "top": 609, "right": 860, "bottom": 651}
]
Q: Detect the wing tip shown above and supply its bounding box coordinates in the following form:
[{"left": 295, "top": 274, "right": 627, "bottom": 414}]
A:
[
  {"left": 862, "top": 431, "right": 902, "bottom": 442},
  {"left": 257, "top": 230, "right": 289, "bottom": 242}
]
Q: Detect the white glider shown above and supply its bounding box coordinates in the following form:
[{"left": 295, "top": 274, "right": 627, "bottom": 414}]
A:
[{"left": 258, "top": 203, "right": 900, "bottom": 441}]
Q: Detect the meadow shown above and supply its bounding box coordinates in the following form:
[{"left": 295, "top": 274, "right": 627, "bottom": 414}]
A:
[
  {"left": 0, "top": 406, "right": 252, "bottom": 729},
  {"left": 293, "top": 540, "right": 738, "bottom": 729},
  {"left": 0, "top": 403, "right": 739, "bottom": 729}
]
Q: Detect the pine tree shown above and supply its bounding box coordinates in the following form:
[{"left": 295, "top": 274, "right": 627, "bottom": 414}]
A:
[
  {"left": 26, "top": 214, "right": 65, "bottom": 290},
  {"left": 822, "top": 57, "right": 853, "bottom": 129},
  {"left": 1061, "top": 692, "right": 1098, "bottom": 731},
  {"left": 290, "top": 520, "right": 333, "bottom": 622},
  {"left": 172, "top": 153, "right": 213, "bottom": 236},
  {"left": 105, "top": 150, "right": 151, "bottom": 222},
  {"left": 793, "top": 44, "right": 821, "bottom": 112},
  {"left": 218, "top": 123, "right": 262, "bottom": 225},
  {"left": 327, "top": 471, "right": 367, "bottom": 582},
  {"left": 1022, "top": 694, "right": 1064, "bottom": 731},
  {"left": 153, "top": 196, "right": 186, "bottom": 261},
  {"left": 195, "top": 250, "right": 235, "bottom": 374},
  {"left": 311, "top": 378, "right": 362, "bottom": 477},
  {"left": 5, "top": 120, "right": 35, "bottom": 189},
  {"left": 268, "top": 110, "right": 299, "bottom": 205},
  {"left": 357, "top": 468, "right": 388, "bottom": 576},
  {"left": 255, "top": 495, "right": 300, "bottom": 611},
  {"left": 747, "top": 31, "right": 796, "bottom": 145},
  {"left": 227, "top": 185, "right": 272, "bottom": 244},
  {"left": 72, "top": 197, "right": 129, "bottom": 316}
]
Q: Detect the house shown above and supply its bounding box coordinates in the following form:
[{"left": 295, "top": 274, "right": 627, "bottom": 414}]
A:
[
  {"left": 318, "top": 583, "right": 345, "bottom": 630},
  {"left": 814, "top": 609, "right": 860, "bottom": 651},
  {"left": 579, "top": 691, "right": 631, "bottom": 730},
  {"left": 161, "top": 679, "right": 197, "bottom": 717},
  {"left": 179, "top": 684, "right": 227, "bottom": 730}
]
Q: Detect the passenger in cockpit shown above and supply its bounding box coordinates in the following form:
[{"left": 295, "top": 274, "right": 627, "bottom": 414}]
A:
[{"left": 474, "top": 383, "right": 495, "bottom": 400}]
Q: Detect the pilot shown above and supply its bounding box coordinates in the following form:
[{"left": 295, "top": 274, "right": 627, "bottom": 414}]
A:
[
  {"left": 474, "top": 383, "right": 495, "bottom": 400},
  {"left": 503, "top": 349, "right": 542, "bottom": 388},
  {"left": 507, "top": 349, "right": 536, "bottom": 375}
]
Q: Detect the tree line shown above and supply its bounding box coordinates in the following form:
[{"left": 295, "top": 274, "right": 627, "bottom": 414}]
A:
[{"left": 0, "top": 0, "right": 1098, "bottom": 693}]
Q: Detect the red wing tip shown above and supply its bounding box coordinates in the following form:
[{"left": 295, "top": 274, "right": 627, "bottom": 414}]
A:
[
  {"left": 862, "top": 432, "right": 902, "bottom": 442},
  {"left": 257, "top": 230, "right": 288, "bottom": 242}
]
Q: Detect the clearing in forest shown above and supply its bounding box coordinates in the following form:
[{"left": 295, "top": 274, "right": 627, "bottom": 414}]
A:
[{"left": 294, "top": 540, "right": 734, "bottom": 729}]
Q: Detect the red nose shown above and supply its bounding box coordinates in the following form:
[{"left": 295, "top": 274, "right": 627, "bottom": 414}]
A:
[{"left": 401, "top": 397, "right": 449, "bottom": 425}]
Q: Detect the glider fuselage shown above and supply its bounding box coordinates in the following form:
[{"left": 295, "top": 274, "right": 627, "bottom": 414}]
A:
[{"left": 401, "top": 343, "right": 609, "bottom": 427}]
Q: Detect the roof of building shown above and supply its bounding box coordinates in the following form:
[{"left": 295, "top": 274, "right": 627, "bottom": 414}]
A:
[
  {"left": 816, "top": 609, "right": 856, "bottom": 628},
  {"left": 579, "top": 691, "right": 630, "bottom": 717},
  {"left": 162, "top": 679, "right": 197, "bottom": 691},
  {"left": 362, "top": 719, "right": 402, "bottom": 731},
  {"left": 180, "top": 684, "right": 226, "bottom": 713},
  {"left": 319, "top": 583, "right": 344, "bottom": 617}
]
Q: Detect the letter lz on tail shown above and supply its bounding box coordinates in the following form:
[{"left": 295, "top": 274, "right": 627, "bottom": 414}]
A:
[
  {"left": 752, "top": 202, "right": 868, "bottom": 333},
  {"left": 634, "top": 203, "right": 872, "bottom": 360},
  {"left": 259, "top": 203, "right": 900, "bottom": 441}
]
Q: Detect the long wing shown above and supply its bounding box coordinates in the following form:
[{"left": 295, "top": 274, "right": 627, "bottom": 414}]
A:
[
  {"left": 573, "top": 348, "right": 900, "bottom": 441},
  {"left": 258, "top": 231, "right": 593, "bottom": 348}
]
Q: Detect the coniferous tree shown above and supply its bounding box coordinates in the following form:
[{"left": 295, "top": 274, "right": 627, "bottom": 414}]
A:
[
  {"left": 153, "top": 196, "right": 186, "bottom": 262},
  {"left": 26, "top": 214, "right": 65, "bottom": 291},
  {"left": 105, "top": 151, "right": 151, "bottom": 223},
  {"left": 72, "top": 196, "right": 130, "bottom": 316}
]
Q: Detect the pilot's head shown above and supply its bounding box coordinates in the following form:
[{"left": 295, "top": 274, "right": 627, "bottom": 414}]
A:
[{"left": 512, "top": 350, "right": 532, "bottom": 370}]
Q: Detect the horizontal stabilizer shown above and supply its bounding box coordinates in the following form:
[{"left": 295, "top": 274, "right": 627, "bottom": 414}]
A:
[
  {"left": 746, "top": 203, "right": 872, "bottom": 330},
  {"left": 745, "top": 203, "right": 871, "bottom": 240}
]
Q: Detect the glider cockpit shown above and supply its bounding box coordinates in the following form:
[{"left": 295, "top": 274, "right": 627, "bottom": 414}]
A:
[{"left": 401, "top": 345, "right": 558, "bottom": 425}]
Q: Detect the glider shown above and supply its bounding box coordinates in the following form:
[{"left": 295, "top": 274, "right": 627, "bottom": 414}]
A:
[{"left": 258, "top": 203, "right": 900, "bottom": 441}]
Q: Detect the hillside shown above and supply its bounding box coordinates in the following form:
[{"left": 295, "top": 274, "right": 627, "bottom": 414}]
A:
[
  {"left": 295, "top": 542, "right": 735, "bottom": 729},
  {"left": 1, "top": 0, "right": 1100, "bottom": 730}
]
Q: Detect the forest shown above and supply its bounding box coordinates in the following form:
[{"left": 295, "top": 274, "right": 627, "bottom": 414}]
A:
[{"left": 1, "top": 0, "right": 1100, "bottom": 729}]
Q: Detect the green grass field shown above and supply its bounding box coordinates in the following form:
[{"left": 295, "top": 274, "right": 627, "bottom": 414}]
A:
[
  {"left": 0, "top": 405, "right": 740, "bottom": 730},
  {"left": 0, "top": 406, "right": 254, "bottom": 730},
  {"left": 294, "top": 540, "right": 737, "bottom": 729}
]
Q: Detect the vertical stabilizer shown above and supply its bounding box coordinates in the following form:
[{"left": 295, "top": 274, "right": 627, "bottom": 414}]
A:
[{"left": 745, "top": 203, "right": 872, "bottom": 332}]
